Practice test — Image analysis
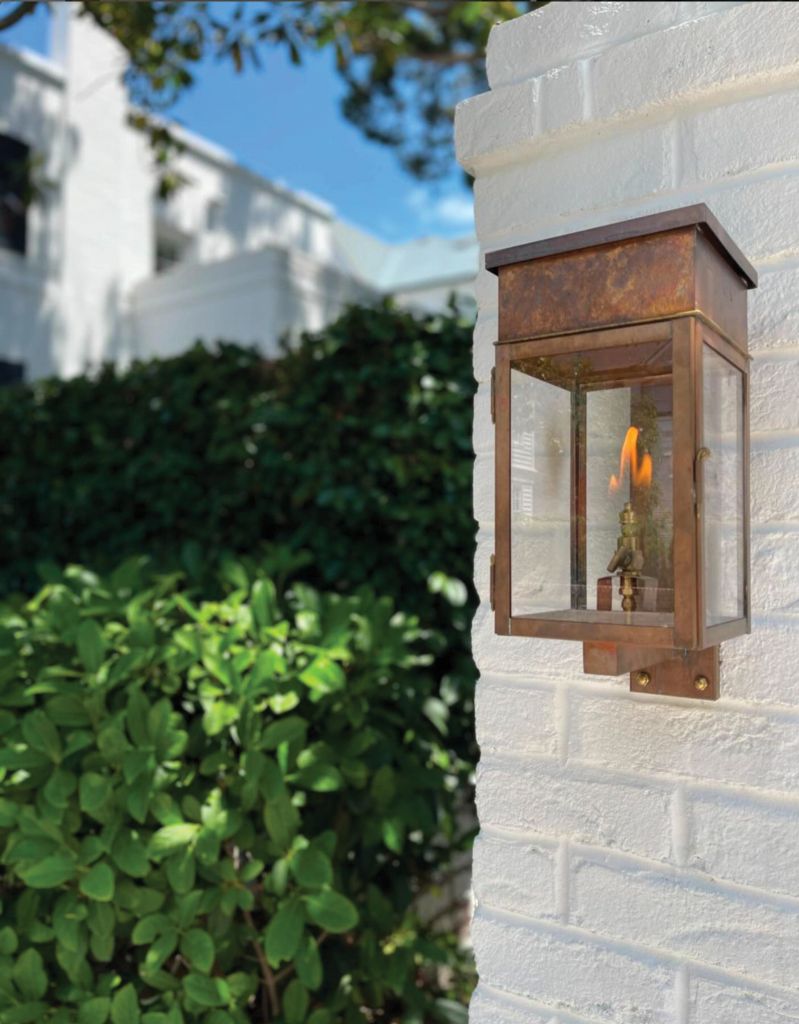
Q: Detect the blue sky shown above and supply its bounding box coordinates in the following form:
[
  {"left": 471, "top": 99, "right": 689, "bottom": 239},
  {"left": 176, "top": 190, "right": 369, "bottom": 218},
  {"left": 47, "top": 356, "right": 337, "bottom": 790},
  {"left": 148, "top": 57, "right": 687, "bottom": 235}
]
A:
[{"left": 3, "top": 4, "right": 474, "bottom": 243}]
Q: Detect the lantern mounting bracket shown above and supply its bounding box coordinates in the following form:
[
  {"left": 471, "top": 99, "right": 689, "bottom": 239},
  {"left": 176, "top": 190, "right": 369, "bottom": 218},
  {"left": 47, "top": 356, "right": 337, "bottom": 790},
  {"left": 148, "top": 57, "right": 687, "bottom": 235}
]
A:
[{"left": 583, "top": 642, "right": 720, "bottom": 700}]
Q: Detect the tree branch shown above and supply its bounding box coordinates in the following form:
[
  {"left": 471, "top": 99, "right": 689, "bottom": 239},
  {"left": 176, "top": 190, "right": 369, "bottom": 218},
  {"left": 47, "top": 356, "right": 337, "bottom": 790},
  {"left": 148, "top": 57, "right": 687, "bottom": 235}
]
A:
[
  {"left": 243, "top": 908, "right": 280, "bottom": 1021},
  {"left": 272, "top": 931, "right": 330, "bottom": 987},
  {"left": 0, "top": 1, "right": 39, "bottom": 33}
]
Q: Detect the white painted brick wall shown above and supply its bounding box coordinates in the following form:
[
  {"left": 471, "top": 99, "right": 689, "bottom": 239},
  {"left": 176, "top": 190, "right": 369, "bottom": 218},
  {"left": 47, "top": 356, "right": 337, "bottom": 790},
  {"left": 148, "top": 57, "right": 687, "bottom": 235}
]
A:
[{"left": 455, "top": 3, "right": 799, "bottom": 1020}]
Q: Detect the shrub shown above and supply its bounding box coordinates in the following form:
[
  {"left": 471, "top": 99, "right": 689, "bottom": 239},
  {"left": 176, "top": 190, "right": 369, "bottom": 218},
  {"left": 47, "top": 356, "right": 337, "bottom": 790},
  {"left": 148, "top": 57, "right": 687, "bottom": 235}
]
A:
[
  {"left": 0, "top": 300, "right": 477, "bottom": 760},
  {"left": 0, "top": 302, "right": 475, "bottom": 624},
  {"left": 0, "top": 557, "right": 474, "bottom": 1024}
]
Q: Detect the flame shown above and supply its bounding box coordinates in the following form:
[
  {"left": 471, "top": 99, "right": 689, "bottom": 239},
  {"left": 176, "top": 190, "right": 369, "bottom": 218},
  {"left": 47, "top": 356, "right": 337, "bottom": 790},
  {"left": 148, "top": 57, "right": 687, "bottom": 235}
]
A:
[{"left": 609, "top": 426, "right": 653, "bottom": 494}]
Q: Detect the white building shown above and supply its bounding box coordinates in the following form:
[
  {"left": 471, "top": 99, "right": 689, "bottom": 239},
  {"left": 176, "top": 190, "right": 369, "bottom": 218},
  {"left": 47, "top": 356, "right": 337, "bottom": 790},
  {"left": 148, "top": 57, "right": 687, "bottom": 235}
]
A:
[{"left": 0, "top": 9, "right": 476, "bottom": 381}]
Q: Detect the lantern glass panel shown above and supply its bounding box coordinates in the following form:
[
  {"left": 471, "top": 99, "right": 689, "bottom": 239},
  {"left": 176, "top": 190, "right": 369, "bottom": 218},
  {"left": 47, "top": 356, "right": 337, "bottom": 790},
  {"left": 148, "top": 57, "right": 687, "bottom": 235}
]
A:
[
  {"left": 702, "top": 344, "right": 745, "bottom": 627},
  {"left": 510, "top": 337, "right": 675, "bottom": 626}
]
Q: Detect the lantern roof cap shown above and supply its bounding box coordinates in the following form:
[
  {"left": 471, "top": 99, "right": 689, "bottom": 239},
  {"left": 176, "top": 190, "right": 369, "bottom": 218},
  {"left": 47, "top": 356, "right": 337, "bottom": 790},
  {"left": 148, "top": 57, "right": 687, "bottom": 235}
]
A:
[{"left": 485, "top": 203, "right": 757, "bottom": 289}]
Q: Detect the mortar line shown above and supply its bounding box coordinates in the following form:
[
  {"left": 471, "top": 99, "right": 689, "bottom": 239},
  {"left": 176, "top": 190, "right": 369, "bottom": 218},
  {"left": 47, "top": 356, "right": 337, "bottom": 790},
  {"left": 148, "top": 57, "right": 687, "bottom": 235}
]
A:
[
  {"left": 477, "top": 904, "right": 799, "bottom": 1002},
  {"left": 478, "top": 821, "right": 799, "bottom": 914}
]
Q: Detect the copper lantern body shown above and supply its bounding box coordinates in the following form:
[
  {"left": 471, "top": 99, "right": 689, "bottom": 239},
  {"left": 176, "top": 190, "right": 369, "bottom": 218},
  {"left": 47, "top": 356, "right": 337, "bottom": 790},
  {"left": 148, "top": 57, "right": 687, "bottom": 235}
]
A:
[{"left": 487, "top": 205, "right": 757, "bottom": 700}]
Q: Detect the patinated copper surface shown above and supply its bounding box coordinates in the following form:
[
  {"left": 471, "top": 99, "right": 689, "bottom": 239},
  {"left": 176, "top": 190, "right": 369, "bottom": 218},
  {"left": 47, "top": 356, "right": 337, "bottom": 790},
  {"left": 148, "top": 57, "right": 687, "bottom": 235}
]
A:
[
  {"left": 583, "top": 642, "right": 683, "bottom": 676},
  {"left": 629, "top": 645, "right": 720, "bottom": 701},
  {"left": 694, "top": 230, "right": 748, "bottom": 350},
  {"left": 485, "top": 204, "right": 757, "bottom": 288},
  {"left": 497, "top": 228, "right": 696, "bottom": 342}
]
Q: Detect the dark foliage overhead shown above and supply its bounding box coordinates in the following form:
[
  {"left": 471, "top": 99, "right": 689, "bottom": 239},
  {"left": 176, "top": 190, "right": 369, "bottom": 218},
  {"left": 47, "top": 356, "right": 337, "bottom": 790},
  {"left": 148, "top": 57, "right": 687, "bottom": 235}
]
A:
[{"left": 0, "top": 1, "right": 540, "bottom": 183}]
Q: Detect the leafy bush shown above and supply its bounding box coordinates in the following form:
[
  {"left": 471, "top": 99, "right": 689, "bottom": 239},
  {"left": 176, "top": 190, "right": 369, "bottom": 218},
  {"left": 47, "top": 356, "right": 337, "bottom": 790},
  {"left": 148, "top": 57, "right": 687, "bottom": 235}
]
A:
[
  {"left": 0, "top": 300, "right": 477, "bottom": 758},
  {"left": 0, "top": 302, "right": 475, "bottom": 624},
  {"left": 0, "top": 558, "right": 474, "bottom": 1024}
]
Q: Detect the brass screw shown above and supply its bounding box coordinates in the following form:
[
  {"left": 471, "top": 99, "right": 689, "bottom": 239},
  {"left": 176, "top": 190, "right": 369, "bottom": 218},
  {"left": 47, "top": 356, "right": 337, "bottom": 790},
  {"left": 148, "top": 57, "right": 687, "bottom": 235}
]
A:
[
  {"left": 694, "top": 675, "right": 709, "bottom": 692},
  {"left": 635, "top": 671, "right": 651, "bottom": 688}
]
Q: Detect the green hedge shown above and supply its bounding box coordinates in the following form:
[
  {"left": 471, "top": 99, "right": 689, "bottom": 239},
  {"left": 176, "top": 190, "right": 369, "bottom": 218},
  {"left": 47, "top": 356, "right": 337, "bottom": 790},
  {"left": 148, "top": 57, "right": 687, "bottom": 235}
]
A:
[
  {"left": 0, "top": 302, "right": 475, "bottom": 617},
  {"left": 0, "top": 558, "right": 474, "bottom": 1024},
  {"left": 0, "top": 301, "right": 476, "bottom": 754}
]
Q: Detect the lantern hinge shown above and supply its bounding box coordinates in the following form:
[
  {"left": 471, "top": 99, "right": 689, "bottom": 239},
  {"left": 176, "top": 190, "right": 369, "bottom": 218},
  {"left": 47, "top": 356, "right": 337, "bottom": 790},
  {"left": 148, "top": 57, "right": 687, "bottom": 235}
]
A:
[
  {"left": 490, "top": 553, "right": 496, "bottom": 610},
  {"left": 490, "top": 367, "right": 496, "bottom": 424}
]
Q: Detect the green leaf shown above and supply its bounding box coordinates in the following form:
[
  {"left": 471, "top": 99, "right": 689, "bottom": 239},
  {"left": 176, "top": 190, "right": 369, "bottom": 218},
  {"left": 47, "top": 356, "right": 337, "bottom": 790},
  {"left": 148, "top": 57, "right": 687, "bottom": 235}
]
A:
[
  {"left": 110, "top": 984, "right": 140, "bottom": 1024},
  {"left": 52, "top": 900, "right": 84, "bottom": 952},
  {"left": 180, "top": 929, "right": 215, "bottom": 973},
  {"left": 131, "top": 914, "right": 169, "bottom": 945},
  {"left": 295, "top": 762, "right": 343, "bottom": 792},
  {"left": 77, "top": 619, "right": 107, "bottom": 672},
  {"left": 18, "top": 854, "right": 76, "bottom": 889},
  {"left": 165, "top": 848, "right": 195, "bottom": 893},
  {"left": 268, "top": 691, "right": 300, "bottom": 715},
  {"left": 264, "top": 900, "right": 304, "bottom": 968},
  {"left": 148, "top": 823, "right": 199, "bottom": 858},
  {"left": 0, "top": 796, "right": 18, "bottom": 827},
  {"left": 12, "top": 948, "right": 48, "bottom": 1000},
  {"left": 1, "top": 1002, "right": 49, "bottom": 1024},
  {"left": 44, "top": 768, "right": 77, "bottom": 807},
  {"left": 125, "top": 774, "right": 151, "bottom": 823},
  {"left": 382, "top": 817, "right": 405, "bottom": 853},
  {"left": 80, "top": 862, "right": 115, "bottom": 902},
  {"left": 122, "top": 749, "right": 151, "bottom": 784},
  {"left": 271, "top": 858, "right": 289, "bottom": 896},
  {"left": 202, "top": 700, "right": 239, "bottom": 736},
  {"left": 283, "top": 980, "right": 309, "bottom": 1024},
  {"left": 226, "top": 972, "right": 258, "bottom": 1003},
  {"left": 112, "top": 832, "right": 149, "bottom": 878},
  {"left": 304, "top": 890, "right": 359, "bottom": 934},
  {"left": 264, "top": 794, "right": 299, "bottom": 849},
  {"left": 45, "top": 694, "right": 91, "bottom": 728},
  {"left": 90, "top": 928, "right": 115, "bottom": 962},
  {"left": 427, "top": 571, "right": 468, "bottom": 608},
  {"left": 143, "top": 928, "right": 178, "bottom": 972},
  {"left": 291, "top": 848, "right": 333, "bottom": 890},
  {"left": 78, "top": 997, "right": 111, "bottom": 1024},
  {"left": 182, "top": 974, "right": 229, "bottom": 1008},
  {"left": 249, "top": 648, "right": 284, "bottom": 692},
  {"left": 21, "top": 710, "right": 61, "bottom": 761},
  {"left": 262, "top": 715, "right": 306, "bottom": 750},
  {"left": 259, "top": 756, "right": 287, "bottom": 801},
  {"left": 298, "top": 656, "right": 345, "bottom": 696},
  {"left": 79, "top": 772, "right": 114, "bottom": 819},
  {"left": 126, "top": 690, "right": 151, "bottom": 748},
  {"left": 295, "top": 935, "right": 323, "bottom": 991},
  {"left": 174, "top": 890, "right": 203, "bottom": 931},
  {"left": 0, "top": 926, "right": 18, "bottom": 955},
  {"left": 87, "top": 902, "right": 115, "bottom": 937},
  {"left": 240, "top": 858, "right": 264, "bottom": 883},
  {"left": 423, "top": 696, "right": 449, "bottom": 735},
  {"left": 370, "top": 764, "right": 396, "bottom": 806},
  {"left": 307, "top": 1012, "right": 333, "bottom": 1024},
  {"left": 251, "top": 578, "right": 278, "bottom": 629}
]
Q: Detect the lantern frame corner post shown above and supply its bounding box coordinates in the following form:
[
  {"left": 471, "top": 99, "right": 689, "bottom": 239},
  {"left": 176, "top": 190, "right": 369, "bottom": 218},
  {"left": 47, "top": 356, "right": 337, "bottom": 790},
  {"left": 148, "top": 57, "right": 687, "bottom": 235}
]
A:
[
  {"left": 493, "top": 342, "right": 512, "bottom": 635},
  {"left": 671, "top": 316, "right": 701, "bottom": 653},
  {"left": 693, "top": 319, "right": 752, "bottom": 652}
]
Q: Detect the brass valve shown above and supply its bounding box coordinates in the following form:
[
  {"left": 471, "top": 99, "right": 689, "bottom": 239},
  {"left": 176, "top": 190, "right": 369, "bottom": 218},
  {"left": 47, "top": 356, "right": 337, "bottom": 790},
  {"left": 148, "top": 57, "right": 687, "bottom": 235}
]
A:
[{"left": 607, "top": 501, "right": 645, "bottom": 612}]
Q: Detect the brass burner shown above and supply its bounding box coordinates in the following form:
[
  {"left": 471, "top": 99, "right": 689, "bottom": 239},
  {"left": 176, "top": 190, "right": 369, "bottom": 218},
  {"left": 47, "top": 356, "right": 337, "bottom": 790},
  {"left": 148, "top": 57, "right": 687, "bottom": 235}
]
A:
[{"left": 607, "top": 502, "right": 645, "bottom": 612}]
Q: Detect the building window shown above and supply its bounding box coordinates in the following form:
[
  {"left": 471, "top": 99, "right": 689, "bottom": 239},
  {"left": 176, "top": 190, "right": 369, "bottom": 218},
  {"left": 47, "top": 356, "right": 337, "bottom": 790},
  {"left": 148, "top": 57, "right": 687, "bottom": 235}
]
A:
[
  {"left": 155, "top": 226, "right": 191, "bottom": 274},
  {"left": 206, "top": 198, "right": 223, "bottom": 230},
  {"left": 0, "top": 360, "right": 24, "bottom": 386},
  {"left": 0, "top": 134, "right": 30, "bottom": 256}
]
